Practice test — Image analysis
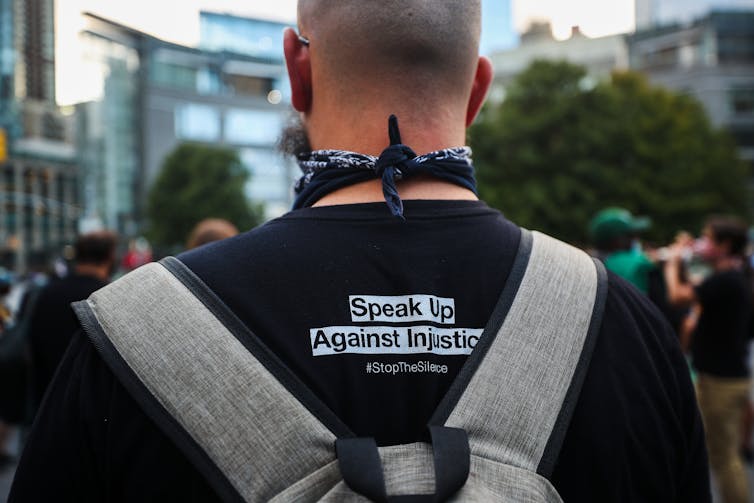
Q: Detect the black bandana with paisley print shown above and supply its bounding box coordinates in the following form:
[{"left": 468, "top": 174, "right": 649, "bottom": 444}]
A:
[{"left": 293, "top": 116, "right": 477, "bottom": 219}]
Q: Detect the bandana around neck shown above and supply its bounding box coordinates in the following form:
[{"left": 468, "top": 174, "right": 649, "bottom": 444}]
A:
[{"left": 293, "top": 115, "right": 477, "bottom": 219}]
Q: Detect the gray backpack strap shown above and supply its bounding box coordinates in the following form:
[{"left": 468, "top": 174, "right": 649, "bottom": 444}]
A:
[
  {"left": 73, "top": 260, "right": 346, "bottom": 503},
  {"left": 433, "top": 229, "right": 607, "bottom": 477},
  {"left": 73, "top": 228, "right": 606, "bottom": 502}
]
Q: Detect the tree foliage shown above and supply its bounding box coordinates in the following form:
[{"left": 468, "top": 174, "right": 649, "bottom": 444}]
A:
[
  {"left": 147, "top": 143, "right": 263, "bottom": 249},
  {"left": 471, "top": 60, "right": 749, "bottom": 245}
]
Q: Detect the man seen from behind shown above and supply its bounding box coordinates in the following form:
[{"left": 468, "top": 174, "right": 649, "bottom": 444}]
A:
[{"left": 10, "top": 1, "right": 709, "bottom": 501}]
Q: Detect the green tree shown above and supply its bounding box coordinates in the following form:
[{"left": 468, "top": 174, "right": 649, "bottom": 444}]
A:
[
  {"left": 471, "top": 60, "right": 749, "bottom": 245},
  {"left": 147, "top": 143, "right": 263, "bottom": 249}
]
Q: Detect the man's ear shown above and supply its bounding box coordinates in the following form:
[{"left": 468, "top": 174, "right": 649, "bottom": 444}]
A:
[
  {"left": 284, "top": 28, "right": 313, "bottom": 113},
  {"left": 466, "top": 56, "right": 493, "bottom": 127}
]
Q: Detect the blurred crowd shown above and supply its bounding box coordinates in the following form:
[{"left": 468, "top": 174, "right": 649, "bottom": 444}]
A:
[
  {"left": 0, "top": 217, "right": 238, "bottom": 476},
  {"left": 589, "top": 208, "right": 754, "bottom": 502},
  {"left": 0, "top": 208, "right": 752, "bottom": 500}
]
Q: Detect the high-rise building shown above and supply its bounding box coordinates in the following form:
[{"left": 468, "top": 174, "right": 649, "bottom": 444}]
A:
[
  {"left": 74, "top": 15, "right": 140, "bottom": 237},
  {"left": 489, "top": 23, "right": 629, "bottom": 103},
  {"left": 480, "top": 0, "right": 517, "bottom": 55},
  {"left": 628, "top": 10, "right": 754, "bottom": 167},
  {"left": 76, "top": 12, "right": 296, "bottom": 239},
  {"left": 0, "top": 0, "right": 15, "bottom": 125},
  {"left": 0, "top": 0, "right": 79, "bottom": 272},
  {"left": 636, "top": 0, "right": 754, "bottom": 30},
  {"left": 15, "top": 0, "right": 55, "bottom": 102}
]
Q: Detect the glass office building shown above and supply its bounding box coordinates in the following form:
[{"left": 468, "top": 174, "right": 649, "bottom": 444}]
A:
[
  {"left": 75, "top": 21, "right": 140, "bottom": 235},
  {"left": 629, "top": 11, "right": 754, "bottom": 167},
  {"left": 0, "top": 0, "right": 78, "bottom": 272},
  {"left": 636, "top": 0, "right": 754, "bottom": 29},
  {"left": 199, "top": 12, "right": 286, "bottom": 62},
  {"left": 480, "top": 0, "right": 517, "bottom": 55},
  {"left": 78, "top": 11, "right": 296, "bottom": 236}
]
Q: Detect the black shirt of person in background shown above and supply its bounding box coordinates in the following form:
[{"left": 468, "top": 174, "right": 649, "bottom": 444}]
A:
[
  {"left": 692, "top": 269, "right": 753, "bottom": 378},
  {"left": 27, "top": 231, "right": 117, "bottom": 408},
  {"left": 29, "top": 273, "right": 107, "bottom": 405}
]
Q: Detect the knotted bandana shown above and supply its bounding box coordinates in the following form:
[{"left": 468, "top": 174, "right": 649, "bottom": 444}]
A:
[{"left": 294, "top": 115, "right": 477, "bottom": 219}]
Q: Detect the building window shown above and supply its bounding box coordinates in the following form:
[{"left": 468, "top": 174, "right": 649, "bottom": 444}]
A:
[
  {"left": 225, "top": 109, "right": 282, "bottom": 145},
  {"left": 641, "top": 46, "right": 678, "bottom": 70},
  {"left": 225, "top": 74, "right": 273, "bottom": 98},
  {"left": 718, "top": 35, "right": 754, "bottom": 65},
  {"left": 729, "top": 87, "right": 754, "bottom": 116},
  {"left": 175, "top": 104, "right": 220, "bottom": 141},
  {"left": 199, "top": 13, "right": 287, "bottom": 62},
  {"left": 151, "top": 61, "right": 197, "bottom": 92},
  {"left": 197, "top": 67, "right": 222, "bottom": 95},
  {"left": 729, "top": 126, "right": 754, "bottom": 149}
]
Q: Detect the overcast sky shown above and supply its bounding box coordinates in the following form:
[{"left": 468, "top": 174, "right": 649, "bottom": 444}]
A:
[{"left": 55, "top": 0, "right": 636, "bottom": 105}]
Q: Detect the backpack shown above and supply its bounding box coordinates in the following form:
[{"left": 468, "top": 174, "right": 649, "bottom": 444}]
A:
[{"left": 73, "top": 229, "right": 606, "bottom": 502}]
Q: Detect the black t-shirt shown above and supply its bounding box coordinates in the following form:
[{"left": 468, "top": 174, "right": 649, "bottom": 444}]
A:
[
  {"left": 9, "top": 201, "right": 710, "bottom": 502},
  {"left": 28, "top": 273, "right": 108, "bottom": 406},
  {"left": 692, "top": 269, "right": 752, "bottom": 378}
]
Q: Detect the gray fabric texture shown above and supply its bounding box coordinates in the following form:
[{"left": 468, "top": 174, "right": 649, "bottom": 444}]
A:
[
  {"left": 312, "top": 453, "right": 562, "bottom": 502},
  {"left": 85, "top": 263, "right": 338, "bottom": 502},
  {"left": 271, "top": 443, "right": 435, "bottom": 501},
  {"left": 83, "top": 229, "right": 597, "bottom": 503},
  {"left": 446, "top": 231, "right": 598, "bottom": 472}
]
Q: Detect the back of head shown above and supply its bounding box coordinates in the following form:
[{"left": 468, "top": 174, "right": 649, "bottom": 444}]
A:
[
  {"left": 705, "top": 215, "right": 748, "bottom": 257},
  {"left": 299, "top": 0, "right": 481, "bottom": 104},
  {"left": 186, "top": 219, "right": 239, "bottom": 250},
  {"left": 589, "top": 208, "right": 650, "bottom": 251},
  {"left": 75, "top": 231, "right": 117, "bottom": 266}
]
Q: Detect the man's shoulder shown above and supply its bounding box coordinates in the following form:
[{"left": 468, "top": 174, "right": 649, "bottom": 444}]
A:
[
  {"left": 533, "top": 236, "right": 679, "bottom": 384},
  {"left": 552, "top": 269, "right": 708, "bottom": 500},
  {"left": 178, "top": 201, "right": 518, "bottom": 282},
  {"left": 600, "top": 270, "right": 680, "bottom": 365},
  {"left": 590, "top": 269, "right": 691, "bottom": 424}
]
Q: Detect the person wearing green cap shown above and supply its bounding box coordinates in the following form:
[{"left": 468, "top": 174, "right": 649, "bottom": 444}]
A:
[{"left": 590, "top": 207, "right": 655, "bottom": 294}]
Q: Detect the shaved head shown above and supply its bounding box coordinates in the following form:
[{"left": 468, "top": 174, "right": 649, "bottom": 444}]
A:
[{"left": 298, "top": 0, "right": 481, "bottom": 103}]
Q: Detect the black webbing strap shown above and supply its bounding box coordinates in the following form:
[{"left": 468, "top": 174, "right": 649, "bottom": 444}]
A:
[
  {"left": 336, "top": 426, "right": 470, "bottom": 502},
  {"left": 336, "top": 437, "right": 388, "bottom": 502},
  {"left": 427, "top": 426, "right": 471, "bottom": 501}
]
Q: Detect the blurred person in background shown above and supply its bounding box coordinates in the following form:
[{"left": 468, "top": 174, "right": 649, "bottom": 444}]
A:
[
  {"left": 664, "top": 216, "right": 752, "bottom": 503},
  {"left": 589, "top": 207, "right": 654, "bottom": 294},
  {"left": 27, "top": 231, "right": 117, "bottom": 410},
  {"left": 186, "top": 218, "right": 239, "bottom": 250},
  {"left": 0, "top": 270, "right": 13, "bottom": 330},
  {"left": 120, "top": 236, "right": 152, "bottom": 272},
  {"left": 589, "top": 207, "right": 689, "bottom": 334},
  {"left": 0, "top": 270, "right": 15, "bottom": 469},
  {"left": 0, "top": 266, "right": 50, "bottom": 468}
]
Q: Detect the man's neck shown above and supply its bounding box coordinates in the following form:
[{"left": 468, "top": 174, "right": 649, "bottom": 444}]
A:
[
  {"left": 304, "top": 104, "right": 475, "bottom": 206},
  {"left": 306, "top": 102, "right": 466, "bottom": 156}
]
